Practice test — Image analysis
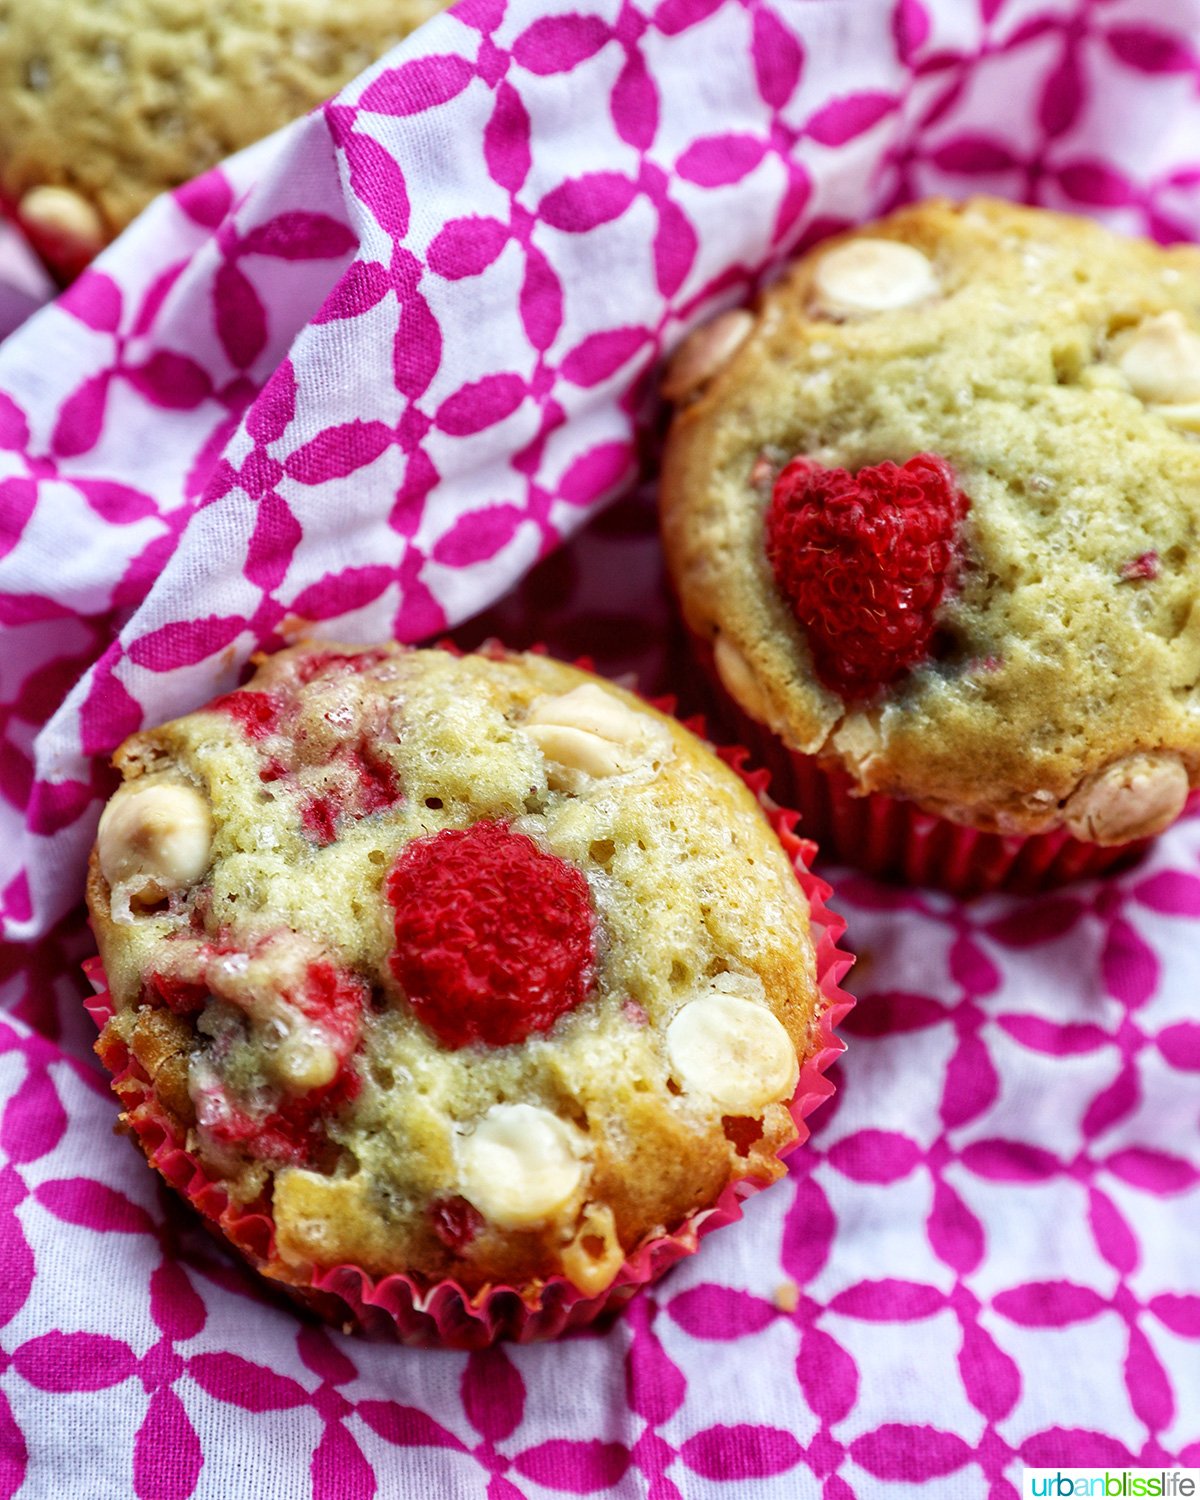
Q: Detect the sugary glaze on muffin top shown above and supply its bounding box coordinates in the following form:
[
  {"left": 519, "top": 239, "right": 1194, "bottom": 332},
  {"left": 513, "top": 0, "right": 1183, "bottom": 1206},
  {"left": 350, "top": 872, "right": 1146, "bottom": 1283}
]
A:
[
  {"left": 89, "top": 644, "right": 820, "bottom": 1296},
  {"left": 661, "top": 197, "right": 1200, "bottom": 841}
]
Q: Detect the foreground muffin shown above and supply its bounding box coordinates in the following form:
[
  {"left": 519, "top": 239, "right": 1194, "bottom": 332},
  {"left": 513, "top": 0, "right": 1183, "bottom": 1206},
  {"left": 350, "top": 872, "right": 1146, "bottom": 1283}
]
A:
[
  {"left": 86, "top": 643, "right": 849, "bottom": 1343},
  {"left": 1, "top": 0, "right": 447, "bottom": 277},
  {"left": 662, "top": 197, "right": 1200, "bottom": 892}
]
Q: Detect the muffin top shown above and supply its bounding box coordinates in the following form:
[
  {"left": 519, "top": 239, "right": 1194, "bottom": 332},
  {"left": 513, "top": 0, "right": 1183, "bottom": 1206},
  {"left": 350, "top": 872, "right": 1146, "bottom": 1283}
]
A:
[
  {"left": 1, "top": 0, "right": 445, "bottom": 269},
  {"left": 89, "top": 644, "right": 821, "bottom": 1296},
  {"left": 661, "top": 197, "right": 1200, "bottom": 841}
]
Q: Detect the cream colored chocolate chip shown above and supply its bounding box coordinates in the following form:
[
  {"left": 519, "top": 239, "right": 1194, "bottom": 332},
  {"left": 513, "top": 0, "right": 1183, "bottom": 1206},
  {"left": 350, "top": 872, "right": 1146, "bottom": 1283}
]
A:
[
  {"left": 666, "top": 990, "right": 798, "bottom": 1114},
  {"left": 560, "top": 1202, "right": 624, "bottom": 1295},
  {"left": 830, "top": 712, "right": 885, "bottom": 781},
  {"left": 17, "top": 186, "right": 105, "bottom": 258},
  {"left": 713, "top": 635, "right": 771, "bottom": 727},
  {"left": 267, "top": 1032, "right": 340, "bottom": 1095},
  {"left": 98, "top": 781, "right": 213, "bottom": 906},
  {"left": 528, "top": 724, "right": 626, "bottom": 780},
  {"left": 526, "top": 684, "right": 666, "bottom": 787},
  {"left": 1118, "top": 312, "right": 1200, "bottom": 408},
  {"left": 1063, "top": 753, "right": 1189, "bottom": 845},
  {"left": 662, "top": 310, "right": 754, "bottom": 401},
  {"left": 1144, "top": 399, "right": 1200, "bottom": 433},
  {"left": 457, "top": 1103, "right": 587, "bottom": 1229},
  {"left": 813, "top": 239, "right": 938, "bottom": 317},
  {"left": 710, "top": 969, "right": 767, "bottom": 1003}
]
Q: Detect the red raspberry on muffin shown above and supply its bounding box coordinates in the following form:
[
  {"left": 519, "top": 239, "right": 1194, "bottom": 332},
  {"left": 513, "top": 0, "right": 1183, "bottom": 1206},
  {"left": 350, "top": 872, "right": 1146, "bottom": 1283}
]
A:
[{"left": 766, "top": 454, "right": 969, "bottom": 698}]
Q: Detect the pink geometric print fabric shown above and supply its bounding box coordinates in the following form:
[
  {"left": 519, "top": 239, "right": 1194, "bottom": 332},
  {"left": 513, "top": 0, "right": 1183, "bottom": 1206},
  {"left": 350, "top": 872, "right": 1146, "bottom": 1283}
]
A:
[{"left": 1, "top": 0, "right": 1199, "bottom": 1495}]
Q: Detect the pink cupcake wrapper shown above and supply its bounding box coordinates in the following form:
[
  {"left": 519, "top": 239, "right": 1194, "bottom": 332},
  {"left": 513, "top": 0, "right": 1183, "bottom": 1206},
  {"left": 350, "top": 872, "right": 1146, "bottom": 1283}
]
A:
[
  {"left": 691, "top": 633, "right": 1178, "bottom": 897},
  {"left": 83, "top": 697, "right": 854, "bottom": 1348}
]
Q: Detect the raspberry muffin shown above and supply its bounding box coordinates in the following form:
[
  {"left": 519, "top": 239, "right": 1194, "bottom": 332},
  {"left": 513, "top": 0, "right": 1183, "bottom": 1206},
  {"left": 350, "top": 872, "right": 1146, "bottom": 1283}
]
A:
[
  {"left": 661, "top": 197, "right": 1200, "bottom": 893},
  {"left": 87, "top": 643, "right": 850, "bottom": 1343},
  {"left": 1, "top": 0, "right": 447, "bottom": 278}
]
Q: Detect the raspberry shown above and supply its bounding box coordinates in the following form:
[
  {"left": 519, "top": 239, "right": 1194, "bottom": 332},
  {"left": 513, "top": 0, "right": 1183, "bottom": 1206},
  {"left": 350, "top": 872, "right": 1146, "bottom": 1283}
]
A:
[
  {"left": 292, "top": 648, "right": 389, "bottom": 684},
  {"left": 199, "top": 1081, "right": 355, "bottom": 1169},
  {"left": 430, "top": 1195, "right": 485, "bottom": 1251},
  {"left": 146, "top": 971, "right": 209, "bottom": 1016},
  {"left": 211, "top": 690, "right": 283, "bottom": 740},
  {"left": 386, "top": 822, "right": 595, "bottom": 1049},
  {"left": 290, "top": 959, "right": 366, "bottom": 1075},
  {"left": 354, "top": 748, "right": 400, "bottom": 813},
  {"left": 765, "top": 453, "right": 969, "bottom": 699},
  {"left": 143, "top": 929, "right": 367, "bottom": 1172},
  {"left": 215, "top": 675, "right": 403, "bottom": 845},
  {"left": 179, "top": 945, "right": 366, "bottom": 1168},
  {"left": 300, "top": 795, "right": 339, "bottom": 847},
  {"left": 1120, "top": 551, "right": 1159, "bottom": 582},
  {"left": 297, "top": 751, "right": 401, "bottom": 848},
  {"left": 144, "top": 938, "right": 235, "bottom": 1015}
]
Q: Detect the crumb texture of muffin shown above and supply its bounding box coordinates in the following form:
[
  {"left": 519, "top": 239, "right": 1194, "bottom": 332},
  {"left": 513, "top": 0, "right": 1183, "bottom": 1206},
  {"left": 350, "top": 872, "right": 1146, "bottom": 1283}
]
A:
[
  {"left": 89, "top": 644, "right": 821, "bottom": 1299},
  {"left": 0, "top": 0, "right": 447, "bottom": 258},
  {"left": 661, "top": 197, "right": 1200, "bottom": 841}
]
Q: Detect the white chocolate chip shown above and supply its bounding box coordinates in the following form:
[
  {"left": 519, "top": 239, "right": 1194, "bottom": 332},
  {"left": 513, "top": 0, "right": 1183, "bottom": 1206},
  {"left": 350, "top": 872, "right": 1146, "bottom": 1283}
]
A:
[
  {"left": 98, "top": 780, "right": 213, "bottom": 911},
  {"left": 457, "top": 1103, "right": 587, "bottom": 1230},
  {"left": 527, "top": 723, "right": 628, "bottom": 780},
  {"left": 526, "top": 684, "right": 670, "bottom": 790},
  {"left": 560, "top": 1201, "right": 624, "bottom": 1295},
  {"left": 713, "top": 635, "right": 770, "bottom": 727},
  {"left": 662, "top": 310, "right": 754, "bottom": 401},
  {"left": 17, "top": 186, "right": 105, "bottom": 259},
  {"left": 188, "top": 1059, "right": 232, "bottom": 1135},
  {"left": 1063, "top": 753, "right": 1189, "bottom": 845},
  {"left": 830, "top": 712, "right": 885, "bottom": 781},
  {"left": 710, "top": 969, "right": 767, "bottom": 1002},
  {"left": 528, "top": 683, "right": 651, "bottom": 741},
  {"left": 713, "top": 637, "right": 793, "bottom": 739},
  {"left": 666, "top": 989, "right": 799, "bottom": 1115},
  {"left": 1146, "top": 400, "right": 1200, "bottom": 433},
  {"left": 812, "top": 239, "right": 938, "bottom": 318},
  {"left": 1117, "top": 312, "right": 1200, "bottom": 407},
  {"left": 267, "top": 1032, "right": 340, "bottom": 1095}
]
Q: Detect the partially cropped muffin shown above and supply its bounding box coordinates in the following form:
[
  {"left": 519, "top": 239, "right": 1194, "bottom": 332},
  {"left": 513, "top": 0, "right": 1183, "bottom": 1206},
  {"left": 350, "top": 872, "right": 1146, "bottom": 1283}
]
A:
[
  {"left": 661, "top": 197, "right": 1200, "bottom": 892},
  {"left": 87, "top": 643, "right": 845, "bottom": 1341},
  {"left": 1, "top": 0, "right": 447, "bottom": 277}
]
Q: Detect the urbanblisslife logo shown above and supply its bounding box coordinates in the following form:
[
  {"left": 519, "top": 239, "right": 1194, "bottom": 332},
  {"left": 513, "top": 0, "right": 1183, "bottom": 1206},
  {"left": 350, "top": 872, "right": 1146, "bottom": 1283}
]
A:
[{"left": 1023, "top": 1471, "right": 1199, "bottom": 1498}]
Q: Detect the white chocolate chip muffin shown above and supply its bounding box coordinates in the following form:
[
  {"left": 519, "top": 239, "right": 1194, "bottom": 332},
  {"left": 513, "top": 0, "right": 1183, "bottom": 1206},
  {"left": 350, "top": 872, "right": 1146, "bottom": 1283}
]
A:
[
  {"left": 661, "top": 198, "right": 1200, "bottom": 891},
  {"left": 0, "top": 0, "right": 448, "bottom": 277},
  {"left": 88, "top": 643, "right": 836, "bottom": 1329}
]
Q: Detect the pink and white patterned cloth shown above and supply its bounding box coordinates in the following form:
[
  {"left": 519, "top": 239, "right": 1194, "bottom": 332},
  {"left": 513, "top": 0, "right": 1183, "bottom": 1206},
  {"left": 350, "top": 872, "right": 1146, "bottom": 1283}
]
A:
[{"left": 1, "top": 0, "right": 1199, "bottom": 1493}]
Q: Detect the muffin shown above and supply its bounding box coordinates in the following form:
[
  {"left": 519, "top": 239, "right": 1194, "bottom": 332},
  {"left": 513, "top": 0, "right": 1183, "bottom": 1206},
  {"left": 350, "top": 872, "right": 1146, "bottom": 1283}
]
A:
[
  {"left": 661, "top": 197, "right": 1200, "bottom": 893},
  {"left": 86, "top": 642, "right": 850, "bottom": 1344},
  {"left": 1, "top": 0, "right": 447, "bottom": 278}
]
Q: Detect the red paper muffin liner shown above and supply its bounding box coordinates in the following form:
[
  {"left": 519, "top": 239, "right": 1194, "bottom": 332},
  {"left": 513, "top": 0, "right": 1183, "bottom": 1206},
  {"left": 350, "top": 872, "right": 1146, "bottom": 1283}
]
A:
[
  {"left": 694, "top": 636, "right": 1173, "bottom": 897},
  {"left": 82, "top": 687, "right": 854, "bottom": 1348}
]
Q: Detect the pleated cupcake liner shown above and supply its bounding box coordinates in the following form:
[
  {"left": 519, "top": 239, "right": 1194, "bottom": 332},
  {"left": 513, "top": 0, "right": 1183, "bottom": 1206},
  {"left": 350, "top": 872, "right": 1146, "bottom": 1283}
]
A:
[{"left": 692, "top": 633, "right": 1170, "bottom": 897}]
